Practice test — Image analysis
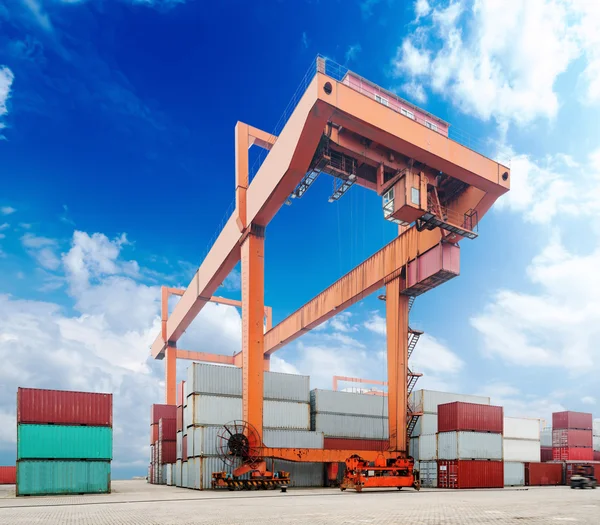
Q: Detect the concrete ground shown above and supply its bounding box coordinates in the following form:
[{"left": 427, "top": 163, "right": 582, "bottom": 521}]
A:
[{"left": 0, "top": 480, "right": 598, "bottom": 524}]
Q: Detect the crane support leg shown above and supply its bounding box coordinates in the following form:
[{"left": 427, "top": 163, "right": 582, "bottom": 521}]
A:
[
  {"left": 165, "top": 346, "right": 177, "bottom": 405},
  {"left": 385, "top": 277, "right": 408, "bottom": 452},
  {"left": 241, "top": 224, "right": 266, "bottom": 446}
]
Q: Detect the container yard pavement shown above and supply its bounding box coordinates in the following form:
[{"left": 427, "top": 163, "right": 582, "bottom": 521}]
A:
[{"left": 0, "top": 481, "right": 599, "bottom": 524}]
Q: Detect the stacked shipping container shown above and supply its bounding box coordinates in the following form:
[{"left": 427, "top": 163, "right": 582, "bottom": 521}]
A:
[
  {"left": 149, "top": 404, "right": 176, "bottom": 484},
  {"left": 16, "top": 388, "right": 112, "bottom": 496},
  {"left": 593, "top": 420, "right": 600, "bottom": 461},
  {"left": 409, "top": 390, "right": 491, "bottom": 487},
  {"left": 0, "top": 466, "right": 16, "bottom": 485},
  {"left": 177, "top": 363, "right": 324, "bottom": 489},
  {"left": 503, "top": 417, "right": 541, "bottom": 486},
  {"left": 552, "top": 411, "right": 593, "bottom": 461},
  {"left": 436, "top": 402, "right": 504, "bottom": 489},
  {"left": 540, "top": 426, "right": 552, "bottom": 462}
]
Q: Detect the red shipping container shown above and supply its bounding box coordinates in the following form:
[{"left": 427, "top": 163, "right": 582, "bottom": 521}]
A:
[
  {"left": 437, "top": 402, "right": 503, "bottom": 433},
  {"left": 552, "top": 447, "right": 593, "bottom": 461},
  {"left": 0, "top": 466, "right": 16, "bottom": 485},
  {"left": 323, "top": 437, "right": 388, "bottom": 451},
  {"left": 150, "top": 424, "right": 158, "bottom": 444},
  {"left": 183, "top": 434, "right": 188, "bottom": 460},
  {"left": 17, "top": 387, "right": 112, "bottom": 426},
  {"left": 541, "top": 447, "right": 553, "bottom": 462},
  {"left": 525, "top": 462, "right": 563, "bottom": 486},
  {"left": 177, "top": 381, "right": 185, "bottom": 407},
  {"left": 159, "top": 418, "right": 177, "bottom": 441},
  {"left": 159, "top": 440, "right": 177, "bottom": 464},
  {"left": 437, "top": 460, "right": 503, "bottom": 489},
  {"left": 149, "top": 465, "right": 154, "bottom": 484},
  {"left": 594, "top": 451, "right": 600, "bottom": 461},
  {"left": 151, "top": 404, "right": 176, "bottom": 425},
  {"left": 552, "top": 429, "right": 593, "bottom": 448},
  {"left": 176, "top": 406, "right": 183, "bottom": 432},
  {"left": 552, "top": 411, "right": 593, "bottom": 430}
]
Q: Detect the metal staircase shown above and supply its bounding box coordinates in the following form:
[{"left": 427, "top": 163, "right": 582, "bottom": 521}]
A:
[
  {"left": 407, "top": 328, "right": 423, "bottom": 359},
  {"left": 408, "top": 295, "right": 415, "bottom": 312},
  {"left": 406, "top": 298, "right": 422, "bottom": 440}
]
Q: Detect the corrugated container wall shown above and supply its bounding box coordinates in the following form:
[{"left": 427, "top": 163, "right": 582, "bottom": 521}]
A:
[
  {"left": 310, "top": 389, "right": 387, "bottom": 417},
  {"left": 552, "top": 411, "right": 593, "bottom": 430},
  {"left": 272, "top": 460, "right": 323, "bottom": 488},
  {"left": 412, "top": 414, "right": 437, "bottom": 437},
  {"left": 437, "top": 432, "right": 503, "bottom": 460},
  {"left": 177, "top": 381, "right": 185, "bottom": 407},
  {"left": 181, "top": 461, "right": 188, "bottom": 489},
  {"left": 552, "top": 429, "right": 593, "bottom": 448},
  {"left": 437, "top": 402, "right": 503, "bottom": 433},
  {"left": 593, "top": 420, "right": 600, "bottom": 436},
  {"left": 525, "top": 462, "right": 563, "bottom": 486},
  {"left": 541, "top": 447, "right": 553, "bottom": 462},
  {"left": 0, "top": 466, "right": 16, "bottom": 485},
  {"left": 540, "top": 428, "right": 552, "bottom": 447},
  {"left": 186, "top": 363, "right": 310, "bottom": 402},
  {"left": 552, "top": 447, "right": 593, "bottom": 461},
  {"left": 503, "top": 439, "right": 541, "bottom": 462},
  {"left": 410, "top": 390, "right": 490, "bottom": 414},
  {"left": 151, "top": 404, "right": 177, "bottom": 425},
  {"left": 437, "top": 460, "right": 503, "bottom": 489},
  {"left": 166, "top": 464, "right": 174, "bottom": 486},
  {"left": 159, "top": 418, "right": 177, "bottom": 441},
  {"left": 17, "top": 388, "right": 112, "bottom": 427},
  {"left": 311, "top": 413, "right": 388, "bottom": 439},
  {"left": 16, "top": 460, "right": 111, "bottom": 496},
  {"left": 504, "top": 462, "right": 525, "bottom": 486},
  {"left": 418, "top": 461, "right": 437, "bottom": 487},
  {"left": 504, "top": 417, "right": 540, "bottom": 440},
  {"left": 17, "top": 425, "right": 112, "bottom": 460},
  {"left": 175, "top": 460, "right": 182, "bottom": 487},
  {"left": 409, "top": 434, "right": 437, "bottom": 461},
  {"left": 323, "top": 438, "right": 388, "bottom": 451},
  {"left": 594, "top": 436, "right": 600, "bottom": 452}
]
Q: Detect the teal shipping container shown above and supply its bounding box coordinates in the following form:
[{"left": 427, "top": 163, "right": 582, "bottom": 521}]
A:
[
  {"left": 17, "top": 460, "right": 111, "bottom": 496},
  {"left": 17, "top": 425, "right": 112, "bottom": 460}
]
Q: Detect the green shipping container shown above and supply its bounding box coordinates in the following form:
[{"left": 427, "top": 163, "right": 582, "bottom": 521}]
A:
[
  {"left": 17, "top": 460, "right": 111, "bottom": 496},
  {"left": 17, "top": 424, "right": 112, "bottom": 460}
]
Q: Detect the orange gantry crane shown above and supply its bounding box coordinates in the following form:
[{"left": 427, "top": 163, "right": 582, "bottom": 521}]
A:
[{"left": 152, "top": 56, "right": 510, "bottom": 492}]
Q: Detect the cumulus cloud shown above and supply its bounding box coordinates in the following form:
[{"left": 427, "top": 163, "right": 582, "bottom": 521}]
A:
[
  {"left": 1, "top": 206, "right": 16, "bottom": 215},
  {"left": 581, "top": 396, "right": 596, "bottom": 405},
  {"left": 0, "top": 66, "right": 14, "bottom": 135},
  {"left": 472, "top": 234, "right": 600, "bottom": 373},
  {"left": 392, "top": 0, "right": 600, "bottom": 127},
  {"left": 21, "top": 233, "right": 61, "bottom": 270},
  {"left": 0, "top": 229, "right": 242, "bottom": 475}
]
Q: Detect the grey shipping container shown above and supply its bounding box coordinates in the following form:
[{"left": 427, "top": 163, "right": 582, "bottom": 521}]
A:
[
  {"left": 503, "top": 439, "right": 540, "bottom": 462},
  {"left": 437, "top": 431, "right": 503, "bottom": 460},
  {"left": 190, "top": 426, "right": 324, "bottom": 457},
  {"left": 504, "top": 462, "right": 525, "bottom": 486},
  {"left": 540, "top": 428, "right": 552, "bottom": 448},
  {"left": 176, "top": 431, "right": 183, "bottom": 460},
  {"left": 273, "top": 460, "right": 323, "bottom": 487},
  {"left": 175, "top": 460, "right": 182, "bottom": 487},
  {"left": 166, "top": 464, "right": 174, "bottom": 486},
  {"left": 409, "top": 434, "right": 437, "bottom": 461},
  {"left": 412, "top": 414, "right": 438, "bottom": 437},
  {"left": 594, "top": 436, "right": 600, "bottom": 451},
  {"left": 185, "top": 395, "right": 310, "bottom": 430},
  {"left": 311, "top": 413, "right": 388, "bottom": 439},
  {"left": 410, "top": 390, "right": 490, "bottom": 414},
  {"left": 417, "top": 461, "right": 437, "bottom": 488},
  {"left": 310, "top": 389, "right": 388, "bottom": 417},
  {"left": 182, "top": 461, "right": 188, "bottom": 489},
  {"left": 186, "top": 363, "right": 310, "bottom": 402}
]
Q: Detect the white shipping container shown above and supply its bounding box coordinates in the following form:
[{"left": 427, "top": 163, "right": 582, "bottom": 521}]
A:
[
  {"left": 263, "top": 429, "right": 325, "bottom": 449},
  {"left": 310, "top": 389, "right": 388, "bottom": 417},
  {"left": 410, "top": 390, "right": 490, "bottom": 414},
  {"left": 503, "top": 439, "right": 541, "bottom": 462},
  {"left": 177, "top": 431, "right": 183, "bottom": 460},
  {"left": 418, "top": 460, "right": 437, "bottom": 488},
  {"left": 186, "top": 363, "right": 310, "bottom": 402},
  {"left": 175, "top": 460, "right": 182, "bottom": 487},
  {"left": 504, "top": 417, "right": 540, "bottom": 440},
  {"left": 594, "top": 419, "right": 600, "bottom": 436},
  {"left": 186, "top": 395, "right": 310, "bottom": 429},
  {"left": 182, "top": 461, "right": 188, "bottom": 489},
  {"left": 437, "top": 431, "right": 503, "bottom": 460},
  {"left": 504, "top": 462, "right": 525, "bottom": 486},
  {"left": 160, "top": 464, "right": 167, "bottom": 485},
  {"left": 166, "top": 464, "right": 174, "bottom": 486},
  {"left": 540, "top": 428, "right": 552, "bottom": 448},
  {"left": 593, "top": 436, "right": 600, "bottom": 451},
  {"left": 412, "top": 414, "right": 437, "bottom": 437},
  {"left": 311, "top": 413, "right": 388, "bottom": 439},
  {"left": 409, "top": 434, "right": 437, "bottom": 461}
]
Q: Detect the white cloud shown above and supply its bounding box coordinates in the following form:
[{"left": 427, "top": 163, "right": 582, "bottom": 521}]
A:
[
  {"left": 270, "top": 355, "right": 301, "bottom": 375},
  {"left": 345, "top": 43, "right": 362, "bottom": 64},
  {"left": 393, "top": 0, "right": 600, "bottom": 127},
  {"left": 415, "top": 0, "right": 431, "bottom": 19},
  {"left": 472, "top": 235, "right": 600, "bottom": 373},
  {"left": 21, "top": 233, "right": 61, "bottom": 270},
  {"left": 0, "top": 223, "right": 9, "bottom": 230},
  {"left": 1, "top": 206, "right": 16, "bottom": 215},
  {"left": 496, "top": 148, "right": 600, "bottom": 224},
  {"left": 401, "top": 81, "right": 427, "bottom": 103},
  {"left": 301, "top": 32, "right": 308, "bottom": 49},
  {"left": 220, "top": 267, "right": 240, "bottom": 291},
  {"left": 0, "top": 66, "right": 14, "bottom": 135},
  {"left": 364, "top": 312, "right": 386, "bottom": 335},
  {"left": 0, "top": 234, "right": 4, "bottom": 240},
  {"left": 328, "top": 311, "right": 357, "bottom": 333},
  {"left": 0, "top": 228, "right": 241, "bottom": 476},
  {"left": 581, "top": 396, "right": 596, "bottom": 405}
]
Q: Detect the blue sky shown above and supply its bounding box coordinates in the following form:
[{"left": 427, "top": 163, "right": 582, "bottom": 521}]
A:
[{"left": 1, "top": 0, "right": 600, "bottom": 478}]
